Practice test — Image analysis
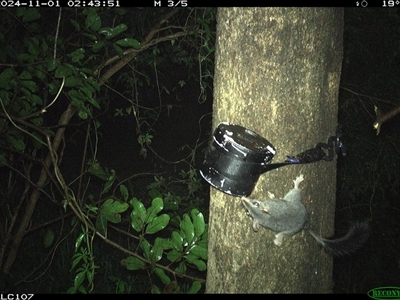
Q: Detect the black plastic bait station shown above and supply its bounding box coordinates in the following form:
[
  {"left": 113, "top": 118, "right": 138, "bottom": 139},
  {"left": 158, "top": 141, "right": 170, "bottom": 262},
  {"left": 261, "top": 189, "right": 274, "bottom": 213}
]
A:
[{"left": 200, "top": 122, "right": 346, "bottom": 197}]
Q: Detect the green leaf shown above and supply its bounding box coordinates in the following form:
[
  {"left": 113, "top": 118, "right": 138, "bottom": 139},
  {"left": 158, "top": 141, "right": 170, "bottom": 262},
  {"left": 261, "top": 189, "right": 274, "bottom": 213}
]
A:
[
  {"left": 98, "top": 24, "right": 128, "bottom": 39},
  {"left": 18, "top": 70, "right": 32, "bottom": 80},
  {"left": 159, "top": 237, "right": 174, "bottom": 250},
  {"left": 95, "top": 214, "right": 107, "bottom": 236},
  {"left": 0, "top": 68, "right": 15, "bottom": 90},
  {"left": 119, "top": 184, "right": 129, "bottom": 202},
  {"left": 9, "top": 136, "right": 26, "bottom": 151},
  {"left": 33, "top": 67, "right": 46, "bottom": 82},
  {"left": 140, "top": 238, "right": 151, "bottom": 260},
  {"left": 78, "top": 110, "right": 88, "bottom": 119},
  {"left": 184, "top": 253, "right": 207, "bottom": 271},
  {"left": 175, "top": 261, "right": 186, "bottom": 273},
  {"left": 74, "top": 270, "right": 86, "bottom": 289},
  {"left": 16, "top": 53, "right": 34, "bottom": 64},
  {"left": 79, "top": 84, "right": 93, "bottom": 99},
  {"left": 163, "top": 196, "right": 180, "bottom": 211},
  {"left": 112, "top": 43, "right": 124, "bottom": 58},
  {"left": 188, "top": 245, "right": 207, "bottom": 260},
  {"left": 197, "top": 232, "right": 208, "bottom": 248},
  {"left": 55, "top": 64, "right": 76, "bottom": 78},
  {"left": 21, "top": 80, "right": 37, "bottom": 92},
  {"left": 20, "top": 86, "right": 32, "bottom": 99},
  {"left": 148, "top": 189, "right": 162, "bottom": 200},
  {"left": 98, "top": 27, "right": 113, "bottom": 38},
  {"left": 171, "top": 231, "right": 183, "bottom": 251},
  {"left": 101, "top": 169, "right": 115, "bottom": 194},
  {"left": 103, "top": 198, "right": 129, "bottom": 213},
  {"left": 191, "top": 209, "right": 205, "bottom": 237},
  {"left": 64, "top": 76, "right": 82, "bottom": 88},
  {"left": 83, "top": 92, "right": 101, "bottom": 109},
  {"left": 166, "top": 249, "right": 181, "bottom": 262},
  {"left": 121, "top": 256, "right": 145, "bottom": 271},
  {"left": 114, "top": 8, "right": 126, "bottom": 15},
  {"left": 77, "top": 286, "right": 87, "bottom": 293},
  {"left": 86, "top": 268, "right": 95, "bottom": 283},
  {"left": 151, "top": 285, "right": 161, "bottom": 294},
  {"left": 30, "top": 94, "right": 43, "bottom": 105},
  {"left": 70, "top": 19, "right": 80, "bottom": 32},
  {"left": 71, "top": 254, "right": 83, "bottom": 271},
  {"left": 154, "top": 268, "right": 170, "bottom": 285},
  {"left": 86, "top": 205, "right": 98, "bottom": 214},
  {"left": 75, "top": 233, "right": 85, "bottom": 251},
  {"left": 180, "top": 214, "right": 195, "bottom": 245},
  {"left": 25, "top": 37, "right": 40, "bottom": 56},
  {"left": 145, "top": 214, "right": 170, "bottom": 234},
  {"left": 130, "top": 198, "right": 146, "bottom": 232},
  {"left": 22, "top": 8, "right": 41, "bottom": 22},
  {"left": 101, "top": 198, "right": 129, "bottom": 223},
  {"left": 82, "top": 33, "right": 98, "bottom": 41},
  {"left": 150, "top": 237, "right": 164, "bottom": 263},
  {"left": 187, "top": 281, "right": 202, "bottom": 294},
  {"left": 85, "top": 12, "right": 102, "bottom": 31},
  {"left": 79, "top": 68, "right": 94, "bottom": 76},
  {"left": 146, "top": 197, "right": 163, "bottom": 223},
  {"left": 87, "top": 161, "right": 109, "bottom": 180},
  {"left": 40, "top": 37, "right": 49, "bottom": 53},
  {"left": 43, "top": 229, "right": 54, "bottom": 248},
  {"left": 69, "top": 48, "right": 85, "bottom": 63},
  {"left": 45, "top": 58, "right": 60, "bottom": 72},
  {"left": 92, "top": 40, "right": 105, "bottom": 52},
  {"left": 30, "top": 117, "right": 43, "bottom": 128},
  {"left": 85, "top": 78, "right": 100, "bottom": 92},
  {"left": 115, "top": 38, "right": 141, "bottom": 49}
]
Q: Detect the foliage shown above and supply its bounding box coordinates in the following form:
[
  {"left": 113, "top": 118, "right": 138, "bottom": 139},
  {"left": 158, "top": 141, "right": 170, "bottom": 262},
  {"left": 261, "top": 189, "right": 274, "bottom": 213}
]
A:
[
  {"left": 67, "top": 186, "right": 207, "bottom": 293},
  {"left": 0, "top": 7, "right": 215, "bottom": 293}
]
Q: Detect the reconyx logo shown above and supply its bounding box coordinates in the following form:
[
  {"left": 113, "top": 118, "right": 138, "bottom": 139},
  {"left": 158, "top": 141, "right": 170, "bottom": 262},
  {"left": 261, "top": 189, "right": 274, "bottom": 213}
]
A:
[{"left": 368, "top": 287, "right": 400, "bottom": 300}]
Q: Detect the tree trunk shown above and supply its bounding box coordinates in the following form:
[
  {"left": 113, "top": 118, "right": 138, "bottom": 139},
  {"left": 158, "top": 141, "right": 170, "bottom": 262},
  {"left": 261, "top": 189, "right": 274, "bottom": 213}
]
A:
[{"left": 206, "top": 8, "right": 343, "bottom": 293}]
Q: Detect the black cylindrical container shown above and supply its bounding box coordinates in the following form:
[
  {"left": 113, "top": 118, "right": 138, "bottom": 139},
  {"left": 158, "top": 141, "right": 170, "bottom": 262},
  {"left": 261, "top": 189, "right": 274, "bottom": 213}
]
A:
[{"left": 200, "top": 122, "right": 276, "bottom": 196}]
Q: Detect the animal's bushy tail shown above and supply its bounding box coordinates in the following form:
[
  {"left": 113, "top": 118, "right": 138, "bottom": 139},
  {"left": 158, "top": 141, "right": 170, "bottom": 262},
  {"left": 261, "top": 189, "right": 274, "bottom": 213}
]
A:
[{"left": 308, "top": 222, "right": 369, "bottom": 256}]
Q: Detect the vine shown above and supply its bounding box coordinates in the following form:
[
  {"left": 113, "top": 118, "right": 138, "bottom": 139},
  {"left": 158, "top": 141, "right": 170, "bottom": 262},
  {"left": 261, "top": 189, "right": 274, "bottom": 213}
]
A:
[{"left": 0, "top": 7, "right": 215, "bottom": 293}]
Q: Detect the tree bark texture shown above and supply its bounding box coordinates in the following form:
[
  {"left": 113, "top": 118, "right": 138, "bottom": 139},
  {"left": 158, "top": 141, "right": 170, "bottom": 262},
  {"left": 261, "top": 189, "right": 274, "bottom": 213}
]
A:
[{"left": 206, "top": 7, "right": 343, "bottom": 293}]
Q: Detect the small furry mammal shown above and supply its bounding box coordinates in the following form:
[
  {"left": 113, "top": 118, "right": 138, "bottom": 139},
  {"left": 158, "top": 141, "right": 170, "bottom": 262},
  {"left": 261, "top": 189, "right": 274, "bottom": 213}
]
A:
[{"left": 241, "top": 174, "right": 369, "bottom": 256}]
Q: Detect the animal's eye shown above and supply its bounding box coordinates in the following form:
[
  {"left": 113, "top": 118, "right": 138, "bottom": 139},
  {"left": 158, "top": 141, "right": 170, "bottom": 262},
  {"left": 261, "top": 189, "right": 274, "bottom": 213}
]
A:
[{"left": 252, "top": 201, "right": 259, "bottom": 207}]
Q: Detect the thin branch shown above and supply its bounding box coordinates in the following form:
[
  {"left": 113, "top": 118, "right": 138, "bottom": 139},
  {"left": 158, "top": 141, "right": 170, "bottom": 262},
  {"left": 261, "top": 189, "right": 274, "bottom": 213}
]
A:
[
  {"left": 97, "top": 8, "right": 181, "bottom": 85},
  {"left": 2, "top": 104, "right": 76, "bottom": 274},
  {"left": 373, "top": 104, "right": 400, "bottom": 135},
  {"left": 94, "top": 26, "right": 187, "bottom": 74}
]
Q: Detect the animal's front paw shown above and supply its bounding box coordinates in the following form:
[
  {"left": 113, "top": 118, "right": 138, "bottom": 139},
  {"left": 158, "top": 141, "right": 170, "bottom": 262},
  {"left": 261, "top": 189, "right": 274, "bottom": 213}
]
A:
[
  {"left": 293, "top": 174, "right": 304, "bottom": 189},
  {"left": 273, "top": 233, "right": 284, "bottom": 246}
]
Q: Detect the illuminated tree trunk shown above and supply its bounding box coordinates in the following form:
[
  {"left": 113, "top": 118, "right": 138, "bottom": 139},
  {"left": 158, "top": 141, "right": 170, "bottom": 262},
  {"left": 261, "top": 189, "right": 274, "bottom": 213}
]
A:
[{"left": 206, "top": 8, "right": 343, "bottom": 293}]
